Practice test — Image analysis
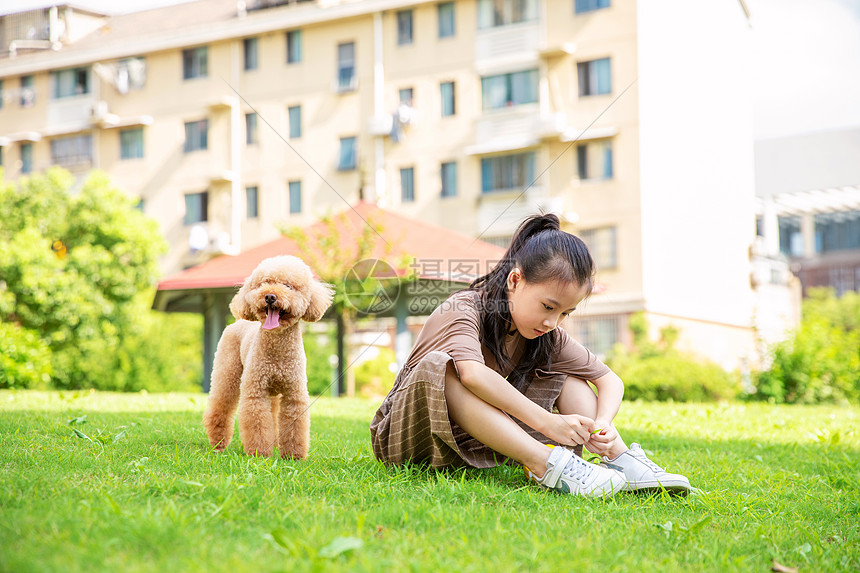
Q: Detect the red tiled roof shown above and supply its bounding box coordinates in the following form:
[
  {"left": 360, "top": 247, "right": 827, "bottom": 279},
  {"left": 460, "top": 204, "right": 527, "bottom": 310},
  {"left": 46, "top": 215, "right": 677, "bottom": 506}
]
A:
[{"left": 156, "top": 202, "right": 507, "bottom": 292}]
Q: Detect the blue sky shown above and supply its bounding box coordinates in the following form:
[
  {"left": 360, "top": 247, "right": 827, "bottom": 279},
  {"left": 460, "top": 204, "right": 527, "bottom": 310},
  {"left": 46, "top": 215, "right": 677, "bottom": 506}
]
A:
[{"left": 3, "top": 0, "right": 860, "bottom": 139}]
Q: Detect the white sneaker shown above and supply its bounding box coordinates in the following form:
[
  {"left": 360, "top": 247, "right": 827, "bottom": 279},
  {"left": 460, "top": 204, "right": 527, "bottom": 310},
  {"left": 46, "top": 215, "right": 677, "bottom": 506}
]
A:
[
  {"left": 526, "top": 446, "right": 626, "bottom": 498},
  {"left": 600, "top": 443, "right": 691, "bottom": 495}
]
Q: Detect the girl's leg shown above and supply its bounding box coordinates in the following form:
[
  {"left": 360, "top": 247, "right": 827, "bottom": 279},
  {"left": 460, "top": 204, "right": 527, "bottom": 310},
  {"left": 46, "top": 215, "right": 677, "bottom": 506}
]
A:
[
  {"left": 444, "top": 362, "right": 552, "bottom": 478},
  {"left": 556, "top": 376, "right": 628, "bottom": 458}
]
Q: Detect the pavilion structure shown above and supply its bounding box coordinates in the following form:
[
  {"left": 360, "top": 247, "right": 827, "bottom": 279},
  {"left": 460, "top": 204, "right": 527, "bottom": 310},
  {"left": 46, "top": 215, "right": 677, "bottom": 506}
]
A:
[{"left": 152, "top": 201, "right": 505, "bottom": 391}]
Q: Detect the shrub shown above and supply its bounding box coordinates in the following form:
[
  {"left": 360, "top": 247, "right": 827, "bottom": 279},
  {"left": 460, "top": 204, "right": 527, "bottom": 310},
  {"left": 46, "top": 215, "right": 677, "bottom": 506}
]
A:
[
  {"left": 0, "top": 322, "right": 52, "bottom": 389},
  {"left": 606, "top": 313, "right": 740, "bottom": 402},
  {"left": 355, "top": 347, "right": 397, "bottom": 398},
  {"left": 304, "top": 328, "right": 336, "bottom": 395},
  {"left": 615, "top": 352, "right": 740, "bottom": 402},
  {"left": 751, "top": 289, "right": 860, "bottom": 405}
]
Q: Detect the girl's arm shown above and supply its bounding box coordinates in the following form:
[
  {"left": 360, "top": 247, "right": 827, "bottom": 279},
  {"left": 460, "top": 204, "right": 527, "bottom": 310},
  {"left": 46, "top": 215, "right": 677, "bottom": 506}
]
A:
[
  {"left": 591, "top": 370, "right": 624, "bottom": 425},
  {"left": 586, "top": 370, "right": 625, "bottom": 454},
  {"left": 455, "top": 359, "right": 593, "bottom": 446}
]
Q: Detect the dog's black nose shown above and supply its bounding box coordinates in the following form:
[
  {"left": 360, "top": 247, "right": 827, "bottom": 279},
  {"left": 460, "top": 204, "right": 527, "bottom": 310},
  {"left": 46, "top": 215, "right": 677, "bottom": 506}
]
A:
[{"left": 265, "top": 294, "right": 277, "bottom": 306}]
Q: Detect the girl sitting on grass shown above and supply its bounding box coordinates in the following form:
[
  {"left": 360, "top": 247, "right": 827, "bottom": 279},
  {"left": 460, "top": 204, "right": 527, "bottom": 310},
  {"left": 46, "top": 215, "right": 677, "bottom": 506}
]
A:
[{"left": 370, "top": 214, "right": 691, "bottom": 497}]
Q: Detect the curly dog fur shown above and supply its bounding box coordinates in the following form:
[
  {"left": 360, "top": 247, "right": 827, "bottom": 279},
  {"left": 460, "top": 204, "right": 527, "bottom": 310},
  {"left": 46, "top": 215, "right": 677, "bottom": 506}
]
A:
[{"left": 202, "top": 255, "right": 333, "bottom": 458}]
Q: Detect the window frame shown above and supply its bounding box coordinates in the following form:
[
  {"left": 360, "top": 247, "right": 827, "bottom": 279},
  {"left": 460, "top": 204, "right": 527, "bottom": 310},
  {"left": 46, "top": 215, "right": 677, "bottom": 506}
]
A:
[
  {"left": 120, "top": 127, "right": 144, "bottom": 160},
  {"left": 440, "top": 81, "right": 456, "bottom": 116},
  {"left": 336, "top": 42, "right": 357, "bottom": 92},
  {"left": 288, "top": 180, "right": 302, "bottom": 214},
  {"left": 243, "top": 37, "right": 259, "bottom": 71},
  {"left": 287, "top": 30, "right": 302, "bottom": 64},
  {"left": 438, "top": 2, "right": 456, "bottom": 38},
  {"left": 337, "top": 136, "right": 357, "bottom": 170},
  {"left": 246, "top": 185, "right": 259, "bottom": 219},
  {"left": 182, "top": 47, "right": 209, "bottom": 80},
  {"left": 480, "top": 151, "right": 536, "bottom": 194},
  {"left": 183, "top": 191, "right": 209, "bottom": 225},
  {"left": 184, "top": 119, "right": 209, "bottom": 153},
  {"left": 397, "top": 10, "right": 414, "bottom": 45},
  {"left": 400, "top": 167, "right": 415, "bottom": 202},
  {"left": 481, "top": 69, "right": 539, "bottom": 110},
  {"left": 577, "top": 57, "right": 611, "bottom": 96},
  {"left": 288, "top": 105, "right": 302, "bottom": 139},
  {"left": 441, "top": 161, "right": 457, "bottom": 198},
  {"left": 245, "top": 112, "right": 259, "bottom": 145}
]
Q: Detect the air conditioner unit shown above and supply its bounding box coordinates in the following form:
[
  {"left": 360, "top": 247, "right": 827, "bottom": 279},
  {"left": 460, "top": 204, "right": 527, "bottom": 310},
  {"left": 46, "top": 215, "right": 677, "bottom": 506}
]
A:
[{"left": 90, "top": 101, "right": 109, "bottom": 120}]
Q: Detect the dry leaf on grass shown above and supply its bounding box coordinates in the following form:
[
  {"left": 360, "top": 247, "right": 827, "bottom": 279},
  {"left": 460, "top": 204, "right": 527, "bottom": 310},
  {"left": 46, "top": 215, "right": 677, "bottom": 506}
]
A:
[{"left": 771, "top": 559, "right": 798, "bottom": 573}]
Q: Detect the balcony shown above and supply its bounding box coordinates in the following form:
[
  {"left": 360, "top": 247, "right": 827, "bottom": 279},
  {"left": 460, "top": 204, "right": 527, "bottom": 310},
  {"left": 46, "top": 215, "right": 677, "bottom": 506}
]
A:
[
  {"left": 474, "top": 21, "right": 540, "bottom": 75},
  {"left": 477, "top": 186, "right": 562, "bottom": 236},
  {"left": 465, "top": 109, "right": 567, "bottom": 155},
  {"left": 45, "top": 94, "right": 95, "bottom": 136}
]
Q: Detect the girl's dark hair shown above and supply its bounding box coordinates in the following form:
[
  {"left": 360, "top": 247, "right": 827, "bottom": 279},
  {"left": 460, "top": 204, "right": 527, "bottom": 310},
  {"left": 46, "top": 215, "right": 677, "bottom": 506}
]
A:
[{"left": 469, "top": 213, "right": 595, "bottom": 391}]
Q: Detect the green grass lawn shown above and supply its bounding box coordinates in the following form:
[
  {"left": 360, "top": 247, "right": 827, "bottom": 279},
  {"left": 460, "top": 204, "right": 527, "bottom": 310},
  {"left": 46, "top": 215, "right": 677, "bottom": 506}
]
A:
[{"left": 1, "top": 390, "right": 858, "bottom": 573}]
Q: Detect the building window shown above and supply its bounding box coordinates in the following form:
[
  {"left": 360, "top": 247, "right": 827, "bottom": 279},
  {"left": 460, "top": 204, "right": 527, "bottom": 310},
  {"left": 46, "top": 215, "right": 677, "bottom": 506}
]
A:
[
  {"left": 438, "top": 2, "right": 455, "bottom": 38},
  {"left": 21, "top": 143, "right": 32, "bottom": 174},
  {"left": 288, "top": 180, "right": 302, "bottom": 213},
  {"left": 246, "top": 113, "right": 258, "bottom": 145},
  {"left": 288, "top": 105, "right": 301, "bottom": 138},
  {"left": 815, "top": 210, "right": 860, "bottom": 253},
  {"left": 441, "top": 161, "right": 457, "bottom": 198},
  {"left": 481, "top": 69, "right": 538, "bottom": 110},
  {"left": 117, "top": 57, "right": 146, "bottom": 92},
  {"left": 287, "top": 30, "right": 302, "bottom": 64},
  {"left": 578, "top": 57, "right": 611, "bottom": 96},
  {"left": 397, "top": 10, "right": 413, "bottom": 45},
  {"left": 399, "top": 88, "right": 413, "bottom": 106},
  {"left": 577, "top": 139, "right": 613, "bottom": 180},
  {"left": 184, "top": 192, "right": 208, "bottom": 225},
  {"left": 579, "top": 226, "right": 617, "bottom": 269},
  {"left": 778, "top": 216, "right": 803, "bottom": 257},
  {"left": 20, "top": 76, "right": 35, "bottom": 107},
  {"left": 440, "top": 81, "right": 455, "bottom": 116},
  {"left": 337, "top": 42, "right": 356, "bottom": 92},
  {"left": 182, "top": 47, "right": 208, "bottom": 80},
  {"left": 120, "top": 127, "right": 144, "bottom": 160},
  {"left": 481, "top": 152, "right": 535, "bottom": 193},
  {"left": 50, "top": 134, "right": 93, "bottom": 169},
  {"left": 51, "top": 68, "right": 90, "bottom": 99},
  {"left": 244, "top": 37, "right": 258, "bottom": 71},
  {"left": 575, "top": 0, "right": 610, "bottom": 13},
  {"left": 246, "top": 186, "right": 258, "bottom": 218},
  {"left": 572, "top": 315, "right": 618, "bottom": 359},
  {"left": 401, "top": 167, "right": 415, "bottom": 202},
  {"left": 477, "top": 0, "right": 538, "bottom": 28},
  {"left": 184, "top": 119, "right": 209, "bottom": 152},
  {"left": 338, "top": 136, "right": 357, "bottom": 170}
]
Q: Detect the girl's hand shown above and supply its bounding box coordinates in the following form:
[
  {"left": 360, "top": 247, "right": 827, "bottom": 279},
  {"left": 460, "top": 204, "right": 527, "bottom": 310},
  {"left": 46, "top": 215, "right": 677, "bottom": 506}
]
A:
[
  {"left": 542, "top": 413, "right": 595, "bottom": 446},
  {"left": 585, "top": 419, "right": 618, "bottom": 456}
]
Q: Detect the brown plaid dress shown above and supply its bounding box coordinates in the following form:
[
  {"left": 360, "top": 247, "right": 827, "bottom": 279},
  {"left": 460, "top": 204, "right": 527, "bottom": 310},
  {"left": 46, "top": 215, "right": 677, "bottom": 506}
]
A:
[{"left": 370, "top": 350, "right": 572, "bottom": 469}]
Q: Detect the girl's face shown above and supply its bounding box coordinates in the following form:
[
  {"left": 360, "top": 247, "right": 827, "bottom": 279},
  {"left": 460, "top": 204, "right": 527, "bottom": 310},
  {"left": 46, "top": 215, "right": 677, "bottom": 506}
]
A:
[{"left": 506, "top": 268, "right": 589, "bottom": 339}]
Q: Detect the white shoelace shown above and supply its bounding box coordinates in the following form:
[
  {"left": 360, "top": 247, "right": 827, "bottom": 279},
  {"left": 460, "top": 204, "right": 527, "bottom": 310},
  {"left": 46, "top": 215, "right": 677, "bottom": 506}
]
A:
[
  {"left": 630, "top": 449, "right": 665, "bottom": 475},
  {"left": 562, "top": 455, "right": 595, "bottom": 484}
]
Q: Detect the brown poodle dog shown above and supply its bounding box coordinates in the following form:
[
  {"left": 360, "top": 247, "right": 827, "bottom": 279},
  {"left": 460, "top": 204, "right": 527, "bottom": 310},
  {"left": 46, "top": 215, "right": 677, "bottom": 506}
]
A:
[{"left": 202, "top": 255, "right": 334, "bottom": 458}]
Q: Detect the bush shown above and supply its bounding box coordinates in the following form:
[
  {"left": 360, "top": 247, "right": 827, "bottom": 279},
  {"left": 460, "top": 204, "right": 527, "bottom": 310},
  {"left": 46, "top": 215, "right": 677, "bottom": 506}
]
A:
[
  {"left": 355, "top": 347, "right": 397, "bottom": 398},
  {"left": 606, "top": 313, "right": 740, "bottom": 402},
  {"left": 613, "top": 351, "right": 739, "bottom": 402},
  {"left": 751, "top": 288, "right": 860, "bottom": 404},
  {"left": 304, "top": 328, "right": 336, "bottom": 395},
  {"left": 0, "top": 322, "right": 52, "bottom": 389}
]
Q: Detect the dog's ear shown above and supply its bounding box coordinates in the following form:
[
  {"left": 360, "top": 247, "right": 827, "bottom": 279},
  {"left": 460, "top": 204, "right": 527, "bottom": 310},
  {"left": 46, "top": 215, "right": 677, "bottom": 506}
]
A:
[
  {"left": 303, "top": 280, "right": 334, "bottom": 322},
  {"left": 229, "top": 282, "right": 255, "bottom": 321}
]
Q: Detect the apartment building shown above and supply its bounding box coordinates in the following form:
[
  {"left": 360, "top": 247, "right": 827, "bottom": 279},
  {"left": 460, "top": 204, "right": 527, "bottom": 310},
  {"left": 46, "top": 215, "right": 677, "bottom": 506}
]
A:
[{"left": 0, "top": 0, "right": 769, "bottom": 370}]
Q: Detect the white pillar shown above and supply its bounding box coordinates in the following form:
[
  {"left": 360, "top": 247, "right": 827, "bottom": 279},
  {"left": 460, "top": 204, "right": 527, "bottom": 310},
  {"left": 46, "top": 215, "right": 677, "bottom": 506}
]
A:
[{"left": 761, "top": 195, "right": 780, "bottom": 256}]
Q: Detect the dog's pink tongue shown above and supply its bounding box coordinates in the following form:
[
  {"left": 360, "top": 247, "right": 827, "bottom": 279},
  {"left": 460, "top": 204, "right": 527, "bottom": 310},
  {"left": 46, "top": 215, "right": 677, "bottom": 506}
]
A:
[{"left": 262, "top": 308, "right": 280, "bottom": 330}]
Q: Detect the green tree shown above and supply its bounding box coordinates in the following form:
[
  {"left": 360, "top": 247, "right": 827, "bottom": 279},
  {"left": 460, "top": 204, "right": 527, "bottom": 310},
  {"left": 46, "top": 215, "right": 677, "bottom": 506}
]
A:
[{"left": 0, "top": 168, "right": 169, "bottom": 389}]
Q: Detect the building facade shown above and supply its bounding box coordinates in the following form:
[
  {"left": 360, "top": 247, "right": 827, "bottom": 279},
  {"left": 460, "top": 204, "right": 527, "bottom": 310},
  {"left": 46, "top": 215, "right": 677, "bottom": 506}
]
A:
[{"left": 1, "top": 0, "right": 767, "bottom": 370}]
